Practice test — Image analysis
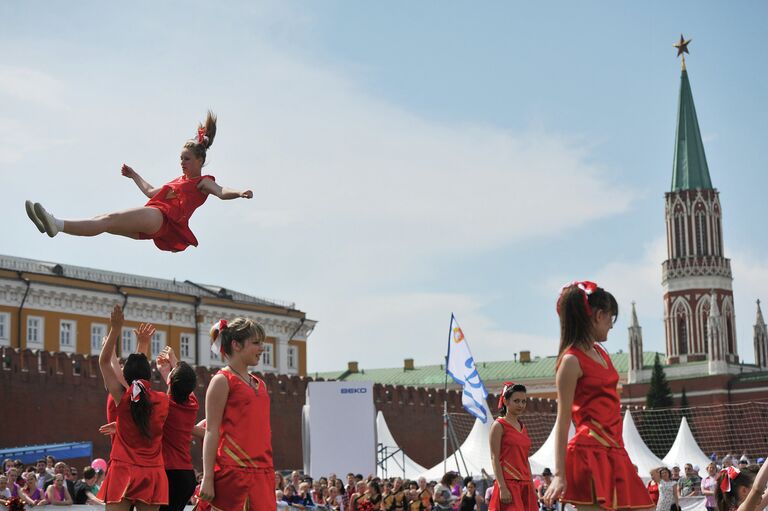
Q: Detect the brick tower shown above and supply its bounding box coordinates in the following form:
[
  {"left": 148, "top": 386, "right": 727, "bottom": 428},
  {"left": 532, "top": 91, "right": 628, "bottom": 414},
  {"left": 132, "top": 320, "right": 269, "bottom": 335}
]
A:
[{"left": 662, "top": 42, "right": 738, "bottom": 370}]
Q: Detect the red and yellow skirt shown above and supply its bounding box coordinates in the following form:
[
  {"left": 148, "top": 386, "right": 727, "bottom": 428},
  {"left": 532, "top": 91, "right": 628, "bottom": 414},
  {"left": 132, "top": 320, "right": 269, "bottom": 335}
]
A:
[{"left": 97, "top": 460, "right": 168, "bottom": 505}]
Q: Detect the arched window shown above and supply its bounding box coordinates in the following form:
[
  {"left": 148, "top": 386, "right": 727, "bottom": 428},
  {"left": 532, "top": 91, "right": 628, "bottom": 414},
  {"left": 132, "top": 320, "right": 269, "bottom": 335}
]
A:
[
  {"left": 677, "top": 313, "right": 688, "bottom": 355},
  {"left": 695, "top": 211, "right": 709, "bottom": 256},
  {"left": 675, "top": 214, "right": 686, "bottom": 257},
  {"left": 726, "top": 313, "right": 735, "bottom": 354},
  {"left": 701, "top": 303, "right": 710, "bottom": 354}
]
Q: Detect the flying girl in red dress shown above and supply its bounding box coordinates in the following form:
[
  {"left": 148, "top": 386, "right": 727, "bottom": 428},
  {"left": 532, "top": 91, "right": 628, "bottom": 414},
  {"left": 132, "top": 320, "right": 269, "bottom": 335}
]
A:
[
  {"left": 197, "top": 318, "right": 273, "bottom": 511},
  {"left": 25, "top": 111, "right": 253, "bottom": 252},
  {"left": 488, "top": 382, "right": 538, "bottom": 511},
  {"left": 543, "top": 282, "right": 654, "bottom": 511},
  {"left": 98, "top": 305, "right": 170, "bottom": 511}
]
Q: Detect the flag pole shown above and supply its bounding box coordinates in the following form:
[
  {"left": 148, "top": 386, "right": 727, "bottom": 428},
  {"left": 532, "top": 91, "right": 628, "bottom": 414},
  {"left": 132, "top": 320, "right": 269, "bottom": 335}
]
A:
[{"left": 443, "top": 354, "right": 448, "bottom": 474}]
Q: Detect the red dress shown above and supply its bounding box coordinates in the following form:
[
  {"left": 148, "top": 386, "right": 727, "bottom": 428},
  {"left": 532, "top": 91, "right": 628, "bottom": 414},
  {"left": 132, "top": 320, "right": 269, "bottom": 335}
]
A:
[
  {"left": 198, "top": 370, "right": 274, "bottom": 511},
  {"left": 98, "top": 381, "right": 170, "bottom": 505},
  {"left": 162, "top": 393, "right": 199, "bottom": 470},
  {"left": 140, "top": 174, "right": 214, "bottom": 252},
  {"left": 488, "top": 418, "right": 538, "bottom": 511},
  {"left": 562, "top": 344, "right": 653, "bottom": 510}
]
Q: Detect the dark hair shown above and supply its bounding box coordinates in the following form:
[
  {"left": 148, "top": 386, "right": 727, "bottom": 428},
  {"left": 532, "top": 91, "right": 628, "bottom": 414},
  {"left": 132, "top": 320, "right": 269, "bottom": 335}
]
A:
[
  {"left": 716, "top": 465, "right": 758, "bottom": 511},
  {"left": 498, "top": 383, "right": 527, "bottom": 417},
  {"left": 183, "top": 110, "right": 217, "bottom": 163},
  {"left": 440, "top": 471, "right": 458, "bottom": 486},
  {"left": 169, "top": 361, "right": 197, "bottom": 404},
  {"left": 210, "top": 317, "right": 266, "bottom": 357},
  {"left": 82, "top": 467, "right": 96, "bottom": 480},
  {"left": 123, "top": 353, "right": 153, "bottom": 438},
  {"left": 368, "top": 480, "right": 380, "bottom": 495},
  {"left": 557, "top": 284, "right": 618, "bottom": 360}
]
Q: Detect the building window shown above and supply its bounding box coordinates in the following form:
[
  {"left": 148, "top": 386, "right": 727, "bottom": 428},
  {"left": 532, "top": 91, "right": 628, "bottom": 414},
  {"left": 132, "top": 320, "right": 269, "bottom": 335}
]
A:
[
  {"left": 180, "top": 333, "right": 194, "bottom": 361},
  {"left": 677, "top": 314, "right": 688, "bottom": 355},
  {"left": 151, "top": 331, "right": 166, "bottom": 358},
  {"left": 675, "top": 214, "right": 685, "bottom": 257},
  {"left": 91, "top": 324, "right": 107, "bottom": 355},
  {"left": 0, "top": 312, "right": 10, "bottom": 346},
  {"left": 121, "top": 328, "right": 135, "bottom": 356},
  {"left": 287, "top": 345, "right": 297, "bottom": 370},
  {"left": 27, "top": 316, "right": 44, "bottom": 347},
  {"left": 262, "top": 343, "right": 273, "bottom": 367},
  {"left": 695, "top": 211, "right": 709, "bottom": 256},
  {"left": 60, "top": 320, "right": 76, "bottom": 352}
]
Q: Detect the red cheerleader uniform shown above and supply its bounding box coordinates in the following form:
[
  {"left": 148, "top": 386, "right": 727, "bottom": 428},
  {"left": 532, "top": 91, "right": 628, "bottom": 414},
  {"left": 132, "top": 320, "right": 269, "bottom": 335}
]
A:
[
  {"left": 199, "top": 370, "right": 274, "bottom": 511},
  {"left": 562, "top": 344, "right": 653, "bottom": 510},
  {"left": 488, "top": 418, "right": 538, "bottom": 511},
  {"left": 98, "top": 381, "right": 170, "bottom": 505},
  {"left": 139, "top": 174, "right": 215, "bottom": 252}
]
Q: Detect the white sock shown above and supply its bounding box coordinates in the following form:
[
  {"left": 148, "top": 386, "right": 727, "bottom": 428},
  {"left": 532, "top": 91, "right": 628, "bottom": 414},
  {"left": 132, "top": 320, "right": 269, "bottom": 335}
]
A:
[{"left": 54, "top": 218, "right": 64, "bottom": 230}]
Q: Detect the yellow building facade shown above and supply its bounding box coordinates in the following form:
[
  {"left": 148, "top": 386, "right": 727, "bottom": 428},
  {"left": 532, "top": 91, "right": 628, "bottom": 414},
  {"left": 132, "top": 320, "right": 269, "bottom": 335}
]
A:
[{"left": 0, "top": 255, "right": 315, "bottom": 376}]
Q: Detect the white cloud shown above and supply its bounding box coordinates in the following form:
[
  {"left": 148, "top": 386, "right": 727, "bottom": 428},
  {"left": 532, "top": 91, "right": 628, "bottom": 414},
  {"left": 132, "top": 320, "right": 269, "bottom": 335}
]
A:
[
  {"left": 0, "top": 66, "right": 67, "bottom": 109},
  {"left": 0, "top": 10, "right": 636, "bottom": 374}
]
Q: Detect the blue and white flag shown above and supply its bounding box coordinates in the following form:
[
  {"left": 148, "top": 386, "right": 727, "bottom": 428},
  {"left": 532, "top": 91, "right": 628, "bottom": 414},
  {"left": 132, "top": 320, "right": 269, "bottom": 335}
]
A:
[{"left": 446, "top": 314, "right": 489, "bottom": 423}]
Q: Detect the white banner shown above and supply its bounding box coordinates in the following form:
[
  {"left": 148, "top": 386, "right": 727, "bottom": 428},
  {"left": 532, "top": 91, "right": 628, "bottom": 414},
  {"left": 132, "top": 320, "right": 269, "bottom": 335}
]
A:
[
  {"left": 305, "top": 381, "right": 376, "bottom": 477},
  {"left": 446, "top": 314, "right": 489, "bottom": 423}
]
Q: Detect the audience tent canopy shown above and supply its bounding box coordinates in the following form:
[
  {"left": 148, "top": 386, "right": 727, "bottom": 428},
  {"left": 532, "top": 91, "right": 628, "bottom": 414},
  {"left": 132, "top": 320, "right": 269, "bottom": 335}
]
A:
[
  {"left": 662, "top": 416, "right": 711, "bottom": 476},
  {"left": 418, "top": 414, "right": 494, "bottom": 480},
  {"left": 0, "top": 442, "right": 92, "bottom": 464},
  {"left": 376, "top": 411, "right": 428, "bottom": 480},
  {"left": 622, "top": 410, "right": 663, "bottom": 480},
  {"left": 528, "top": 420, "right": 576, "bottom": 475}
]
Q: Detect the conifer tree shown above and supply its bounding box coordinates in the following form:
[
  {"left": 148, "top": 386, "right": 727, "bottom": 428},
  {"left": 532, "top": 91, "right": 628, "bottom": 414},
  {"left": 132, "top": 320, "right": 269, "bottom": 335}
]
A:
[{"left": 646, "top": 353, "right": 673, "bottom": 409}]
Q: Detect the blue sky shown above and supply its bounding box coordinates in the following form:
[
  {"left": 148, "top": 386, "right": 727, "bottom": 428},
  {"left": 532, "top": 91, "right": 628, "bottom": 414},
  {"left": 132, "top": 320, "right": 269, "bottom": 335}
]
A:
[{"left": 2, "top": 2, "right": 768, "bottom": 372}]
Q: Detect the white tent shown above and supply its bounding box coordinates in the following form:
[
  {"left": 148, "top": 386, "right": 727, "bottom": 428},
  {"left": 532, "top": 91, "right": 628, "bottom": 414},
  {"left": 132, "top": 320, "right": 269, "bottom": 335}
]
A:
[
  {"left": 662, "top": 416, "right": 711, "bottom": 476},
  {"left": 418, "top": 413, "right": 494, "bottom": 480},
  {"left": 622, "top": 410, "right": 663, "bottom": 480},
  {"left": 376, "top": 411, "right": 428, "bottom": 480},
  {"left": 528, "top": 421, "right": 575, "bottom": 476}
]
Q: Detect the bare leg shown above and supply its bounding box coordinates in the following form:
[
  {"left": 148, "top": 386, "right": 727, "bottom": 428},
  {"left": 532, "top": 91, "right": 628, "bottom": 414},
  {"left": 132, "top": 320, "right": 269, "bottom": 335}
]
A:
[
  {"left": 134, "top": 502, "right": 160, "bottom": 511},
  {"left": 62, "top": 207, "right": 163, "bottom": 238},
  {"left": 106, "top": 499, "right": 134, "bottom": 511}
]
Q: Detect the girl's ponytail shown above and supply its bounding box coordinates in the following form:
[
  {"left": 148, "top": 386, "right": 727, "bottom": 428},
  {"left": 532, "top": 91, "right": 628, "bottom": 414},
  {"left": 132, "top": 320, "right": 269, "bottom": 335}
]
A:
[
  {"left": 556, "top": 281, "right": 618, "bottom": 362},
  {"left": 123, "top": 353, "right": 154, "bottom": 439},
  {"left": 184, "top": 110, "right": 217, "bottom": 162}
]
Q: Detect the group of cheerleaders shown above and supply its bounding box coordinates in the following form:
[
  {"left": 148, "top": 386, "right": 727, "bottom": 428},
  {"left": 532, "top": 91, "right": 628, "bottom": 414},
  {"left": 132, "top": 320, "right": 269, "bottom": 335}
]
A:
[
  {"left": 19, "top": 117, "right": 768, "bottom": 511},
  {"left": 488, "top": 282, "right": 768, "bottom": 511},
  {"left": 95, "top": 304, "right": 271, "bottom": 511}
]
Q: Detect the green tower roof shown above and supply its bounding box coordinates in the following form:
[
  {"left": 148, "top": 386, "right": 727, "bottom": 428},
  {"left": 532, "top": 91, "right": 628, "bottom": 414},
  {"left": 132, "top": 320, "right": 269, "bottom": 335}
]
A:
[{"left": 671, "top": 67, "right": 713, "bottom": 191}]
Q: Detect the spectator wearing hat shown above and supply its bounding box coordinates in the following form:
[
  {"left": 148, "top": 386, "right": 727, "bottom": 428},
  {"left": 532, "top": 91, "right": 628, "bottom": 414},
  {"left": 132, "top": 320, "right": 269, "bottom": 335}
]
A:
[{"left": 671, "top": 465, "right": 681, "bottom": 482}]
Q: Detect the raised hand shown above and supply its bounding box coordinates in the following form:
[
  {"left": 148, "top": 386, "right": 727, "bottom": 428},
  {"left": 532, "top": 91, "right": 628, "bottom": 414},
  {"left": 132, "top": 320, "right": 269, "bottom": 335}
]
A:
[
  {"left": 121, "top": 164, "right": 136, "bottom": 179},
  {"left": 110, "top": 305, "right": 124, "bottom": 329},
  {"left": 134, "top": 323, "right": 156, "bottom": 354}
]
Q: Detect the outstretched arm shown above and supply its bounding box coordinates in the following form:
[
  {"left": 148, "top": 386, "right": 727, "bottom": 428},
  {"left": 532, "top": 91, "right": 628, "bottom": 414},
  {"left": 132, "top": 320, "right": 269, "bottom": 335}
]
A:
[
  {"left": 122, "top": 164, "right": 160, "bottom": 198},
  {"left": 99, "top": 305, "right": 127, "bottom": 405},
  {"left": 739, "top": 457, "right": 768, "bottom": 511},
  {"left": 197, "top": 177, "right": 252, "bottom": 200}
]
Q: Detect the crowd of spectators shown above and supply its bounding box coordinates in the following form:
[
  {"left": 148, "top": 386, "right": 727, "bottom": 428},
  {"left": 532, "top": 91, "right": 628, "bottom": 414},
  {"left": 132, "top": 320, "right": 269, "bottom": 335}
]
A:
[
  {"left": 1, "top": 456, "right": 102, "bottom": 507},
  {"left": 645, "top": 455, "right": 765, "bottom": 511}
]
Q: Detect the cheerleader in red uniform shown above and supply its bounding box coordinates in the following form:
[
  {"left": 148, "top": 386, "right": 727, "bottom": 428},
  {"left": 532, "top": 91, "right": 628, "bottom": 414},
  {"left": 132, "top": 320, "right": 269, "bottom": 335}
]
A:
[
  {"left": 25, "top": 111, "right": 253, "bottom": 252},
  {"left": 543, "top": 282, "right": 653, "bottom": 511},
  {"left": 488, "top": 382, "right": 537, "bottom": 511},
  {"left": 155, "top": 347, "right": 200, "bottom": 511},
  {"left": 98, "top": 305, "right": 170, "bottom": 510},
  {"left": 197, "top": 318, "right": 273, "bottom": 511}
]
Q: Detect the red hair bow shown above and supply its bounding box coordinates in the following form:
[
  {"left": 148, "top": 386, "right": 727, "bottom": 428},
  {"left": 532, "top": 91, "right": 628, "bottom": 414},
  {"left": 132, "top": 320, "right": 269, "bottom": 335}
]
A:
[
  {"left": 719, "top": 466, "right": 740, "bottom": 492},
  {"left": 498, "top": 381, "right": 516, "bottom": 410},
  {"left": 197, "top": 127, "right": 207, "bottom": 145},
  {"left": 556, "top": 280, "right": 598, "bottom": 316},
  {"left": 211, "top": 319, "right": 228, "bottom": 356}
]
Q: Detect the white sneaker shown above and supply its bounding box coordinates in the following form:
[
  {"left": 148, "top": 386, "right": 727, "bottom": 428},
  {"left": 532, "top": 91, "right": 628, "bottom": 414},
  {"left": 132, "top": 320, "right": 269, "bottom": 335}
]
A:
[
  {"left": 33, "top": 202, "right": 59, "bottom": 238},
  {"left": 25, "top": 200, "right": 45, "bottom": 233}
]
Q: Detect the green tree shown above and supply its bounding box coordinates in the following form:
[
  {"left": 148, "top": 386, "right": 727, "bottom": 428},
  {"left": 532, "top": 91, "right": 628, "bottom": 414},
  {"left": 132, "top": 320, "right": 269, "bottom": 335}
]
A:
[
  {"left": 646, "top": 353, "right": 673, "bottom": 409},
  {"left": 680, "top": 387, "right": 689, "bottom": 408}
]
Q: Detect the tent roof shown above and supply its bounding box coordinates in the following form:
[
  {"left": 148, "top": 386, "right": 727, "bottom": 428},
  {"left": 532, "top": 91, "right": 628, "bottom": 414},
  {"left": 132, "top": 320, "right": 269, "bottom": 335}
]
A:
[
  {"left": 622, "top": 410, "right": 664, "bottom": 480},
  {"left": 376, "top": 411, "right": 428, "bottom": 480},
  {"left": 661, "top": 416, "right": 711, "bottom": 476}
]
